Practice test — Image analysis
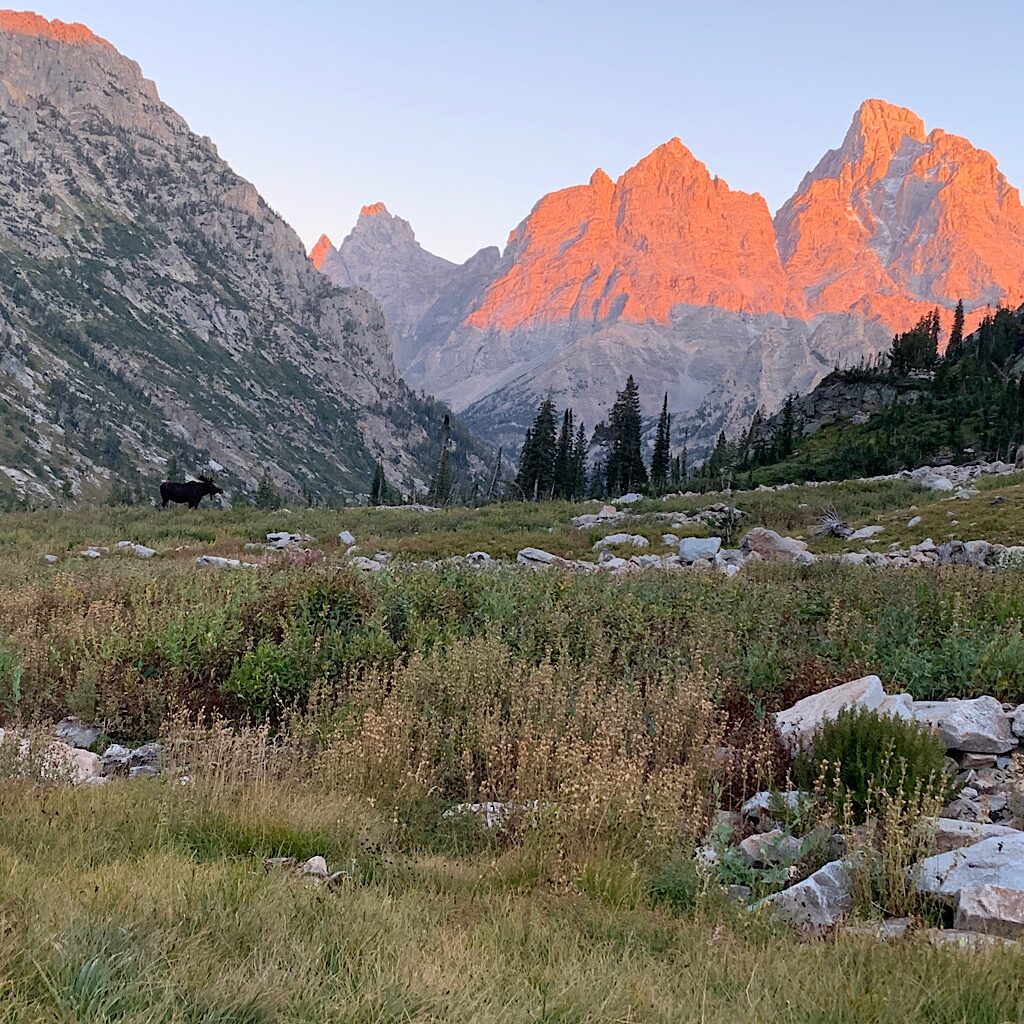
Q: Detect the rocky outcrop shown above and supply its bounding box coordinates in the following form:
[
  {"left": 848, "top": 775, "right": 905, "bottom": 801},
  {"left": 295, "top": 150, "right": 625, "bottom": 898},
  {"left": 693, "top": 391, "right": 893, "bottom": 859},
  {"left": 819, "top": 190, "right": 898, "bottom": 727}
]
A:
[
  {"left": 0, "top": 12, "right": 486, "bottom": 502},
  {"left": 309, "top": 234, "right": 334, "bottom": 271}
]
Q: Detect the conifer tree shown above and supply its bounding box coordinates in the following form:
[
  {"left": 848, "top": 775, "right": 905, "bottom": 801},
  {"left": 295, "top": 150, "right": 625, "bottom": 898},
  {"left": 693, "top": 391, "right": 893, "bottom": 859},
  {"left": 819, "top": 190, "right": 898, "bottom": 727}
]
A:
[
  {"left": 515, "top": 398, "right": 557, "bottom": 500},
  {"left": 370, "top": 461, "right": 385, "bottom": 505},
  {"left": 428, "top": 414, "right": 453, "bottom": 505},
  {"left": 255, "top": 469, "right": 281, "bottom": 510},
  {"left": 571, "top": 422, "right": 588, "bottom": 500},
  {"left": 947, "top": 299, "right": 966, "bottom": 360},
  {"left": 165, "top": 454, "right": 182, "bottom": 482},
  {"left": 606, "top": 375, "right": 648, "bottom": 495},
  {"left": 650, "top": 392, "right": 671, "bottom": 493},
  {"left": 552, "top": 408, "right": 575, "bottom": 498}
]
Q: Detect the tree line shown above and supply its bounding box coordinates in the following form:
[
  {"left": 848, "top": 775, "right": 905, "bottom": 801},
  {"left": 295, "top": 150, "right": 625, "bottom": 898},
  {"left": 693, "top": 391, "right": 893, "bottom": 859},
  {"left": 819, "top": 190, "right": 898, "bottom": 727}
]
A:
[{"left": 513, "top": 376, "right": 691, "bottom": 501}]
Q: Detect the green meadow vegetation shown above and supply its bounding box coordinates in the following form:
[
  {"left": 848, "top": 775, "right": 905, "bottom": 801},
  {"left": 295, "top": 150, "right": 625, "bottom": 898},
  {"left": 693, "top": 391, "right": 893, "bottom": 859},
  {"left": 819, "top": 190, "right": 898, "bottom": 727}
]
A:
[{"left": 2, "top": 475, "right": 1024, "bottom": 1021}]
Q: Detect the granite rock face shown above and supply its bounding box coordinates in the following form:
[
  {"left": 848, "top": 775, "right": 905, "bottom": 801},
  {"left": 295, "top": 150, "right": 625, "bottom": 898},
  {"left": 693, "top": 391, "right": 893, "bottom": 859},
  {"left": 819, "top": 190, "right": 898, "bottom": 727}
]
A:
[{"left": 0, "top": 13, "right": 485, "bottom": 502}]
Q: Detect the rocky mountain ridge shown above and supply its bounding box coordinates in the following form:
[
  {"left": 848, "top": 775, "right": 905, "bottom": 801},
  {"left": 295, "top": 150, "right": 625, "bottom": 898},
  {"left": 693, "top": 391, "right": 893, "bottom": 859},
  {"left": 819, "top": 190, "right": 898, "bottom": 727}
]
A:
[
  {"left": 0, "top": 10, "right": 487, "bottom": 503},
  {"left": 314, "top": 100, "right": 1024, "bottom": 454}
]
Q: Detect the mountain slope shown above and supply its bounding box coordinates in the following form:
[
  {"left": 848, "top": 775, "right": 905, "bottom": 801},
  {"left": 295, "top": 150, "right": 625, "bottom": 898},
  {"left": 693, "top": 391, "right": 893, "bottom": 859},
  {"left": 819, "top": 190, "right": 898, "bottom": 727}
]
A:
[{"left": 0, "top": 11, "right": 484, "bottom": 504}]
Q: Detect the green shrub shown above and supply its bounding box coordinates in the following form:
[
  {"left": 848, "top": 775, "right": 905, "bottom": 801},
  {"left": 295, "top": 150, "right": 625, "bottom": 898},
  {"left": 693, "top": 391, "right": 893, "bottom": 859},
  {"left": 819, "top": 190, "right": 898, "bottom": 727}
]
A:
[
  {"left": 225, "top": 638, "right": 310, "bottom": 719},
  {"left": 794, "top": 707, "right": 954, "bottom": 822}
]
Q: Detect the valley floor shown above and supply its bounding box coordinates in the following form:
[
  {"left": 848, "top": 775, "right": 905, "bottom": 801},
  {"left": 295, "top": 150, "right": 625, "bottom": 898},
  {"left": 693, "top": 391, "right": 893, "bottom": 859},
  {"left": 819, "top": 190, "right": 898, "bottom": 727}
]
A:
[{"left": 2, "top": 477, "right": 1024, "bottom": 1021}]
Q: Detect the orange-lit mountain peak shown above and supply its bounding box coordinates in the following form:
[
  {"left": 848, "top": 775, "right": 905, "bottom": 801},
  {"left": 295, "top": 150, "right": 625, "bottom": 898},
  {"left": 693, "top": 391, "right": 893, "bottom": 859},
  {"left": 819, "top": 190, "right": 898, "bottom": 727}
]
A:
[
  {"left": 0, "top": 9, "right": 110, "bottom": 47},
  {"left": 466, "top": 136, "right": 791, "bottom": 332},
  {"left": 776, "top": 100, "right": 1024, "bottom": 336},
  {"left": 360, "top": 202, "right": 390, "bottom": 218},
  {"left": 309, "top": 234, "right": 334, "bottom": 270}
]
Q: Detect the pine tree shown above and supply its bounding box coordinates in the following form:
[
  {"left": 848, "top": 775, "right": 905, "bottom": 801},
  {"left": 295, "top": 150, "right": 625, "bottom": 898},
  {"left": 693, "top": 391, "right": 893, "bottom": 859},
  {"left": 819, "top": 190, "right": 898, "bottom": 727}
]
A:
[
  {"left": 947, "top": 299, "right": 966, "bottom": 360},
  {"left": 650, "top": 392, "right": 671, "bottom": 493},
  {"left": 552, "top": 408, "right": 575, "bottom": 498},
  {"left": 255, "top": 469, "right": 281, "bottom": 510},
  {"left": 515, "top": 398, "right": 558, "bottom": 500},
  {"left": 370, "top": 461, "right": 384, "bottom": 505},
  {"left": 606, "top": 376, "right": 648, "bottom": 496},
  {"left": 571, "top": 422, "right": 588, "bottom": 500},
  {"left": 427, "top": 414, "right": 454, "bottom": 506},
  {"left": 777, "top": 396, "right": 797, "bottom": 459},
  {"left": 165, "top": 454, "right": 182, "bottom": 482}
]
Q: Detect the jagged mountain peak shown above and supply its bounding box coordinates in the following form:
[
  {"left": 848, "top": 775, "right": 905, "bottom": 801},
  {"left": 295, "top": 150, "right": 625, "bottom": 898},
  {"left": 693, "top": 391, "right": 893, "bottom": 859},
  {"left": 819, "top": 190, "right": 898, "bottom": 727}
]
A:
[
  {"left": 775, "top": 99, "right": 1024, "bottom": 328},
  {"left": 309, "top": 234, "right": 334, "bottom": 270}
]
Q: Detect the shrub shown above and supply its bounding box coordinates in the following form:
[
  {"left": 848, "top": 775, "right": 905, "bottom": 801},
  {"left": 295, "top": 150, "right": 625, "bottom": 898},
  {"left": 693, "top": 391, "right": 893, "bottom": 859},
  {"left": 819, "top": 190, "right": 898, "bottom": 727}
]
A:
[{"left": 794, "top": 707, "right": 953, "bottom": 822}]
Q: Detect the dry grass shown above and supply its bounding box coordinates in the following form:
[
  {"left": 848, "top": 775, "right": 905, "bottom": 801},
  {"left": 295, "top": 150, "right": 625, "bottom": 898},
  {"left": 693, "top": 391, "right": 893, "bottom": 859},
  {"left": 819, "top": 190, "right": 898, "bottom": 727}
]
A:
[{"left": 0, "top": 774, "right": 1022, "bottom": 1023}]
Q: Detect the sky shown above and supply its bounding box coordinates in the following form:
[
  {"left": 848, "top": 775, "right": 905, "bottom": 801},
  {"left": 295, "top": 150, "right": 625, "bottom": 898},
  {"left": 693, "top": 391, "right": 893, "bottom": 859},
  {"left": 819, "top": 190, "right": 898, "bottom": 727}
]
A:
[{"left": 24, "top": 0, "right": 1024, "bottom": 263}]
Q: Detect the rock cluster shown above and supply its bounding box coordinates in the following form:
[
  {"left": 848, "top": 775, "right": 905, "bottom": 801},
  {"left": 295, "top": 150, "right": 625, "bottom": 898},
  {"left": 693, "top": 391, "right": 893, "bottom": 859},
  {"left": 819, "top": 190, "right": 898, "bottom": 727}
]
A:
[
  {"left": 740, "top": 678, "right": 1024, "bottom": 943},
  {"left": 0, "top": 718, "right": 163, "bottom": 785}
]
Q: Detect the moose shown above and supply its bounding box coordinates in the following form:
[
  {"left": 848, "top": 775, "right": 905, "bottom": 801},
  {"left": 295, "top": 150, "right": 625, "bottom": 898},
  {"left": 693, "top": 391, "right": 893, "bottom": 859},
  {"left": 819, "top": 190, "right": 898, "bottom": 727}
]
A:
[{"left": 159, "top": 474, "right": 223, "bottom": 509}]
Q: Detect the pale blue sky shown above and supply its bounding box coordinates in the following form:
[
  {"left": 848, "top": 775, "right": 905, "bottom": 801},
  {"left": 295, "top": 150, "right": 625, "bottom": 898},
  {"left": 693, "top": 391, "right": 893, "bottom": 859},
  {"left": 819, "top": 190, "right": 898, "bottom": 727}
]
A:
[{"left": 25, "top": 0, "right": 1024, "bottom": 263}]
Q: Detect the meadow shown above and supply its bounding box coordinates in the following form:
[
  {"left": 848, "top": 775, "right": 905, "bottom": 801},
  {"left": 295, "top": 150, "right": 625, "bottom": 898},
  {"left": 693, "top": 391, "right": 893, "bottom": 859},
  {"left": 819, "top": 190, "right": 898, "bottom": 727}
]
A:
[{"left": 2, "top": 476, "right": 1024, "bottom": 1021}]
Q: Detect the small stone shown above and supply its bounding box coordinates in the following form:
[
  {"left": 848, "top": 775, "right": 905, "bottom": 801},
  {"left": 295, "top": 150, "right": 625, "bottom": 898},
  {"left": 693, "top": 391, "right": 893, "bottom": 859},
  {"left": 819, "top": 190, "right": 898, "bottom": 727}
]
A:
[
  {"left": 301, "top": 856, "right": 329, "bottom": 880},
  {"left": 129, "top": 743, "right": 161, "bottom": 770},
  {"left": 1011, "top": 706, "right": 1024, "bottom": 740},
  {"left": 55, "top": 717, "right": 102, "bottom": 750},
  {"left": 338, "top": 531, "right": 356, "bottom": 547},
  {"left": 849, "top": 525, "right": 884, "bottom": 540},
  {"left": 959, "top": 753, "right": 998, "bottom": 770},
  {"left": 740, "top": 790, "right": 806, "bottom": 831}
]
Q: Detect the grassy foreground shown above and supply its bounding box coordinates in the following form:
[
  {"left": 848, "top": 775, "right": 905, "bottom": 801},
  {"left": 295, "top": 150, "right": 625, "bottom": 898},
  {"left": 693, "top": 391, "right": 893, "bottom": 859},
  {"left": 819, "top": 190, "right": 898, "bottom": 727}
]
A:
[
  {"left": 2, "top": 780, "right": 1023, "bottom": 1024},
  {"left": 3, "top": 481, "right": 1024, "bottom": 1021}
]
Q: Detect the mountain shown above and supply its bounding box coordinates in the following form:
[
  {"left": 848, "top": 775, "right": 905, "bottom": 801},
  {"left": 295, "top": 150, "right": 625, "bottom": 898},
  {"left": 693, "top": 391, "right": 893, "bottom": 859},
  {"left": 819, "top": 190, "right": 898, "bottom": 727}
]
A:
[
  {"left": 314, "top": 204, "right": 500, "bottom": 369},
  {"left": 0, "top": 10, "right": 486, "bottom": 505},
  {"left": 317, "top": 100, "right": 1024, "bottom": 456},
  {"left": 775, "top": 99, "right": 1024, "bottom": 333}
]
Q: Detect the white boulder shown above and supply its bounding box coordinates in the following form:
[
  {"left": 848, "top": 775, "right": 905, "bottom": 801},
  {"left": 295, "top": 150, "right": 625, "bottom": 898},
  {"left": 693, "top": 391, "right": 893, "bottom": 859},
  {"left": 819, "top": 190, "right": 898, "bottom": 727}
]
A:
[
  {"left": 678, "top": 536, "right": 722, "bottom": 564},
  {"left": 774, "top": 676, "right": 885, "bottom": 747},
  {"left": 915, "top": 834, "right": 1024, "bottom": 902},
  {"left": 910, "top": 696, "right": 1017, "bottom": 754},
  {"left": 757, "top": 860, "right": 852, "bottom": 936}
]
